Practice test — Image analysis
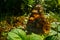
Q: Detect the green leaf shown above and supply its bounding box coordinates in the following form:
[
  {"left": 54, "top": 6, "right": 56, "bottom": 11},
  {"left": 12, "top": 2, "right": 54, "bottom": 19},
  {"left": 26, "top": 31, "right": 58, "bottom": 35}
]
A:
[
  {"left": 51, "top": 22, "right": 57, "bottom": 28},
  {"left": 28, "top": 0, "right": 34, "bottom": 5},
  {"left": 58, "top": 25, "right": 60, "bottom": 32},
  {"left": 27, "top": 33, "right": 44, "bottom": 40},
  {"left": 58, "top": 0, "right": 60, "bottom": 5},
  {"left": 58, "top": 33, "right": 60, "bottom": 40},
  {"left": 10, "top": 28, "right": 27, "bottom": 40},
  {"left": 45, "top": 36, "right": 58, "bottom": 40},
  {"left": 49, "top": 29, "right": 57, "bottom": 36},
  {"left": 8, "top": 32, "right": 22, "bottom": 40}
]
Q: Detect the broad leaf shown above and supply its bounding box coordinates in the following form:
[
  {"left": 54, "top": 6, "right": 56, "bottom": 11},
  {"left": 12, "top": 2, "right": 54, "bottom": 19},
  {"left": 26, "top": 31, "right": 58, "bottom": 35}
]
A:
[
  {"left": 8, "top": 32, "right": 22, "bottom": 40},
  {"left": 27, "top": 33, "right": 44, "bottom": 40},
  {"left": 8, "top": 28, "right": 26, "bottom": 40}
]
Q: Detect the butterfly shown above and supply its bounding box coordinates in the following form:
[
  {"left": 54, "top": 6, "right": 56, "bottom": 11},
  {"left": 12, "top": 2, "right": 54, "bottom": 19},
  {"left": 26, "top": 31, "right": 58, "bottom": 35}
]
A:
[{"left": 26, "top": 4, "right": 50, "bottom": 34}]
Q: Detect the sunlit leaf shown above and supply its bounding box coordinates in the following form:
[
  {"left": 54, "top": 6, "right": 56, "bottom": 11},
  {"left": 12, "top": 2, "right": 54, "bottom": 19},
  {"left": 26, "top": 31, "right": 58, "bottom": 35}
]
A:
[
  {"left": 8, "top": 32, "right": 22, "bottom": 40},
  {"left": 8, "top": 28, "right": 27, "bottom": 40},
  {"left": 27, "top": 33, "right": 44, "bottom": 40},
  {"left": 58, "top": 0, "right": 60, "bottom": 5},
  {"left": 28, "top": 0, "right": 34, "bottom": 5},
  {"left": 49, "top": 29, "right": 57, "bottom": 36},
  {"left": 10, "top": 28, "right": 27, "bottom": 40}
]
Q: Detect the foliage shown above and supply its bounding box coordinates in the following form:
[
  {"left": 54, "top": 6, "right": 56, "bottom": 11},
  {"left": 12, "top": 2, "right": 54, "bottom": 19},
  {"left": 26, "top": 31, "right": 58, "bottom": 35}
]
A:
[
  {"left": 43, "top": 0, "right": 60, "bottom": 13},
  {"left": 8, "top": 28, "right": 26, "bottom": 40},
  {"left": 8, "top": 28, "right": 44, "bottom": 40},
  {"left": 7, "top": 27, "right": 60, "bottom": 40},
  {"left": 27, "top": 33, "right": 44, "bottom": 40},
  {"left": 45, "top": 35, "right": 58, "bottom": 40}
]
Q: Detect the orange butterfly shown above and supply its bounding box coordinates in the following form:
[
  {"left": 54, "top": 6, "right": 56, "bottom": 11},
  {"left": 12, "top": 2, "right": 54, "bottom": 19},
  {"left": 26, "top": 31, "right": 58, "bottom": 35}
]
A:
[{"left": 26, "top": 4, "right": 51, "bottom": 34}]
